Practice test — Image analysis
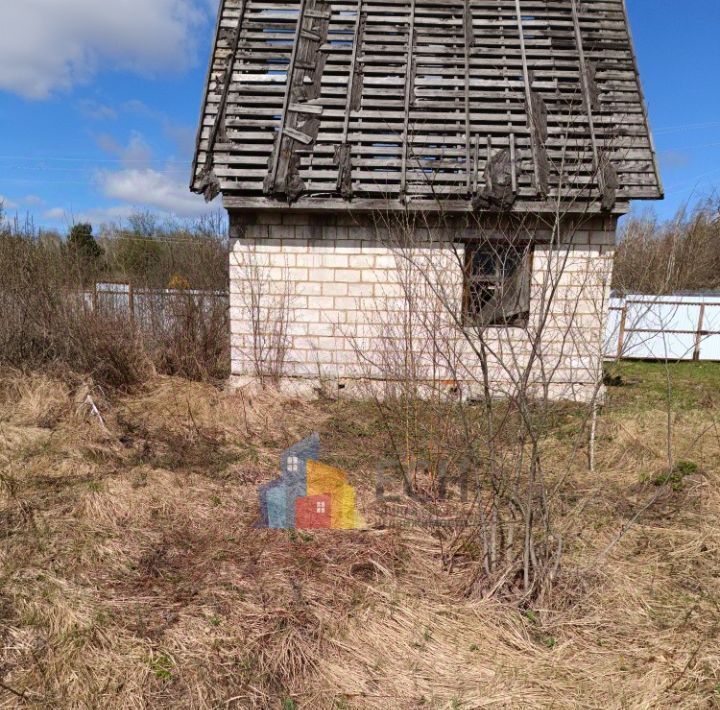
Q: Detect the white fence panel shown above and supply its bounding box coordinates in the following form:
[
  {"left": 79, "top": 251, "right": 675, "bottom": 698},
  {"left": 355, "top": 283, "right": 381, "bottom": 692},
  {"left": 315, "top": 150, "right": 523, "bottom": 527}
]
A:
[
  {"left": 83, "top": 282, "right": 229, "bottom": 332},
  {"left": 605, "top": 294, "right": 720, "bottom": 362}
]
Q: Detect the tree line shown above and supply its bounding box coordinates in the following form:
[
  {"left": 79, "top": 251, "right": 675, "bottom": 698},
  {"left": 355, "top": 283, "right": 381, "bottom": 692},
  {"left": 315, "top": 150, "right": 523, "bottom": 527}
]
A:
[
  {"left": 0, "top": 207, "right": 229, "bottom": 291},
  {"left": 613, "top": 195, "right": 720, "bottom": 295},
  {"left": 3, "top": 195, "right": 720, "bottom": 296}
]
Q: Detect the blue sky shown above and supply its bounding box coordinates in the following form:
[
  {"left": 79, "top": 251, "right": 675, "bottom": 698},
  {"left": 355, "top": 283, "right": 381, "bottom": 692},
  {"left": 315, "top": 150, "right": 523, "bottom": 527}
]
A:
[{"left": 0, "top": 0, "right": 718, "bottom": 230}]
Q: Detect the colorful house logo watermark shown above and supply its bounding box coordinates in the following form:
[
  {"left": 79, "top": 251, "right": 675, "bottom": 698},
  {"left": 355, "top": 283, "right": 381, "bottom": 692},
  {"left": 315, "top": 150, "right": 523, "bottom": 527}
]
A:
[{"left": 258, "top": 434, "right": 364, "bottom": 530}]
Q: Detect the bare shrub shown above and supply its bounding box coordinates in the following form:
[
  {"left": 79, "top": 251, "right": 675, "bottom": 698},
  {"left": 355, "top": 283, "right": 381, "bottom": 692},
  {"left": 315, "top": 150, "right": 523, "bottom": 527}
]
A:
[
  {"left": 0, "top": 218, "right": 149, "bottom": 389},
  {"left": 344, "top": 208, "right": 612, "bottom": 602},
  {"left": 0, "top": 207, "right": 229, "bottom": 389},
  {"left": 149, "top": 291, "right": 230, "bottom": 382},
  {"left": 614, "top": 196, "right": 720, "bottom": 294},
  {"left": 231, "top": 249, "right": 295, "bottom": 386}
]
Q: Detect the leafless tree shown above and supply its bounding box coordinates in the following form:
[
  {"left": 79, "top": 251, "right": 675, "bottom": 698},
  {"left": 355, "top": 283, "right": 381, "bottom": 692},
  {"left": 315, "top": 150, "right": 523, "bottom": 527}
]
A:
[{"left": 339, "top": 188, "right": 617, "bottom": 601}]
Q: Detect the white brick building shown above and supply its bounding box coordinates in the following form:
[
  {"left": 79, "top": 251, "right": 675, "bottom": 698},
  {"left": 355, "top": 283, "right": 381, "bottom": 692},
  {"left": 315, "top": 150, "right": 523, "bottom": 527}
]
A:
[{"left": 191, "top": 0, "right": 662, "bottom": 402}]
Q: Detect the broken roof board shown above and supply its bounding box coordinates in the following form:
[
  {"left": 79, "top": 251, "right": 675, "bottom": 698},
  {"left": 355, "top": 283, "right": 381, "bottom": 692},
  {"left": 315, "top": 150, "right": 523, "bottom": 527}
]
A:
[{"left": 191, "top": 0, "right": 663, "bottom": 213}]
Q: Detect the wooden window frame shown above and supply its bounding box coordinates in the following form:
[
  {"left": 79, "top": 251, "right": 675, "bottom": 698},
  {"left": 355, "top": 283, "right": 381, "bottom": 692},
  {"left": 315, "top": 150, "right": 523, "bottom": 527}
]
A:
[{"left": 463, "top": 242, "right": 533, "bottom": 329}]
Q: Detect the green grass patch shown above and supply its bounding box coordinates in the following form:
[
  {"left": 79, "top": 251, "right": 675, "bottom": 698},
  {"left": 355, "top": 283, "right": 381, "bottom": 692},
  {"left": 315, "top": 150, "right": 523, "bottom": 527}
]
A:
[
  {"left": 605, "top": 361, "right": 720, "bottom": 411},
  {"left": 149, "top": 653, "right": 174, "bottom": 681},
  {"left": 650, "top": 460, "right": 700, "bottom": 491}
]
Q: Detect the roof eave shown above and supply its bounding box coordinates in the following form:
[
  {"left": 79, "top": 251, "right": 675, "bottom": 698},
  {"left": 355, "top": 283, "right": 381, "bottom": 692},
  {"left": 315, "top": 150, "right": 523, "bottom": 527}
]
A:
[{"left": 190, "top": 0, "right": 227, "bottom": 192}]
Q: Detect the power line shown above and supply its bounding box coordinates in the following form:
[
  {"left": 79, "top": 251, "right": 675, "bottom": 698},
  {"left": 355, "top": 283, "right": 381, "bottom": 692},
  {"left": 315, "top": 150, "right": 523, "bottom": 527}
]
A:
[
  {"left": 660, "top": 140, "right": 720, "bottom": 152},
  {"left": 663, "top": 166, "right": 720, "bottom": 195},
  {"left": 654, "top": 120, "right": 720, "bottom": 135},
  {"left": 0, "top": 155, "right": 189, "bottom": 165}
]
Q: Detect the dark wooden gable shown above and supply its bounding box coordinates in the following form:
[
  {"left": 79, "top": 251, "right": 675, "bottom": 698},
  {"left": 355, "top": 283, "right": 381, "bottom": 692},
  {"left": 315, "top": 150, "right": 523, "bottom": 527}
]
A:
[{"left": 191, "top": 0, "right": 663, "bottom": 213}]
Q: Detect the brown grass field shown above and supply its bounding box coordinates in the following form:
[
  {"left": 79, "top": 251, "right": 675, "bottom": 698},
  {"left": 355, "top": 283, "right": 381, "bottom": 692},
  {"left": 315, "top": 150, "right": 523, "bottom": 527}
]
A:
[{"left": 1, "top": 363, "right": 719, "bottom": 709}]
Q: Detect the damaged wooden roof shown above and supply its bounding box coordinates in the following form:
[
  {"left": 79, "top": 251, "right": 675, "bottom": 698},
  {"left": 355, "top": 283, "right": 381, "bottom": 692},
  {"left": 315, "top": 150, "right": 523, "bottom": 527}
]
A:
[{"left": 191, "top": 0, "right": 663, "bottom": 214}]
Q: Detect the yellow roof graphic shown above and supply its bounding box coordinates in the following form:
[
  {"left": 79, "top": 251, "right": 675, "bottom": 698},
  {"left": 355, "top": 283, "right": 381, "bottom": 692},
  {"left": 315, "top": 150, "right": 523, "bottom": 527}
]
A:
[{"left": 306, "top": 460, "right": 365, "bottom": 530}]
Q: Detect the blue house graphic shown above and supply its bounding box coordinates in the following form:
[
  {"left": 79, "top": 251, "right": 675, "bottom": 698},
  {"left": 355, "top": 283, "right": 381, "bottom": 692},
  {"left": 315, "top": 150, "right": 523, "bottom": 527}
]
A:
[{"left": 258, "top": 433, "right": 320, "bottom": 529}]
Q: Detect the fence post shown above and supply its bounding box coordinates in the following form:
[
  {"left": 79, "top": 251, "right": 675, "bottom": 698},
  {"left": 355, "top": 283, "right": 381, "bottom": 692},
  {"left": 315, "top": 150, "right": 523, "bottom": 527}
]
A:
[
  {"left": 616, "top": 302, "right": 628, "bottom": 359},
  {"left": 693, "top": 303, "right": 706, "bottom": 361},
  {"left": 92, "top": 282, "right": 98, "bottom": 311},
  {"left": 128, "top": 282, "right": 135, "bottom": 325}
]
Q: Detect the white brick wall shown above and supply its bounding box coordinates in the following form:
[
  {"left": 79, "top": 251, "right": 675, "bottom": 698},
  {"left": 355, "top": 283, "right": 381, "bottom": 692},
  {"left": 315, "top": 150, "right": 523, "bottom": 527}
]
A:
[{"left": 229, "top": 213, "right": 615, "bottom": 402}]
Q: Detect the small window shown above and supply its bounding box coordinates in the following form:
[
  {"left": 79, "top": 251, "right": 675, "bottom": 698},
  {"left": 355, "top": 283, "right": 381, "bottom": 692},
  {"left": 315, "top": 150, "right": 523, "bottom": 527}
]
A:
[
  {"left": 316, "top": 501, "right": 326, "bottom": 514},
  {"left": 464, "top": 244, "right": 532, "bottom": 328},
  {"left": 287, "top": 455, "right": 300, "bottom": 474}
]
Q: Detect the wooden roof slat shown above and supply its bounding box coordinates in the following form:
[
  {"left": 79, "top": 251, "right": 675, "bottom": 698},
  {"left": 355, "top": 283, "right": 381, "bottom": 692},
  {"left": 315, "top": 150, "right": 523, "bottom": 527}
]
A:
[
  {"left": 266, "top": 0, "right": 307, "bottom": 190},
  {"left": 399, "top": 0, "right": 417, "bottom": 194}
]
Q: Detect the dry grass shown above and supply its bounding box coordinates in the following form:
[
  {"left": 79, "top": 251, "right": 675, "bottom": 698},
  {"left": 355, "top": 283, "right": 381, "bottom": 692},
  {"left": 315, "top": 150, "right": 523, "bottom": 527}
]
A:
[{"left": 1, "top": 365, "right": 719, "bottom": 708}]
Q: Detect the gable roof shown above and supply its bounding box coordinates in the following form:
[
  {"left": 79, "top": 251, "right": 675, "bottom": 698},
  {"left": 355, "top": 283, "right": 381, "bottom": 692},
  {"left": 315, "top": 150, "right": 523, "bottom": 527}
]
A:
[{"left": 191, "top": 0, "right": 663, "bottom": 214}]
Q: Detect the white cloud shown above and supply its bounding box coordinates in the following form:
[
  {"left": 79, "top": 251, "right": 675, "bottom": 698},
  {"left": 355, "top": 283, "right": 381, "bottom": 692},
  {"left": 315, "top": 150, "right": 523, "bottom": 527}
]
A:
[
  {"left": 40, "top": 168, "right": 217, "bottom": 225},
  {"left": 77, "top": 99, "right": 117, "bottom": 120},
  {"left": 97, "top": 168, "right": 217, "bottom": 217},
  {"left": 44, "top": 205, "right": 137, "bottom": 227},
  {"left": 42, "top": 207, "right": 69, "bottom": 222},
  {"left": 0, "top": 0, "right": 213, "bottom": 99},
  {"left": 97, "top": 131, "right": 154, "bottom": 169},
  {"left": 1, "top": 196, "right": 19, "bottom": 211}
]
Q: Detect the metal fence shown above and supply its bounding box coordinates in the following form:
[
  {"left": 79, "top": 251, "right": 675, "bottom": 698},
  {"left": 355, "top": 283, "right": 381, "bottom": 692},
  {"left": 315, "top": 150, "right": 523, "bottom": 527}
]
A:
[
  {"left": 85, "top": 284, "right": 720, "bottom": 363},
  {"left": 83, "top": 282, "right": 229, "bottom": 331},
  {"left": 605, "top": 294, "right": 720, "bottom": 362}
]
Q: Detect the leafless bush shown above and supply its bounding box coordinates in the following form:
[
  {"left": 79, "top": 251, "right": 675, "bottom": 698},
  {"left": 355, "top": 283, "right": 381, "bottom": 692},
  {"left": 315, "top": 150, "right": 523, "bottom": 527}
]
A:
[
  {"left": 614, "top": 196, "right": 720, "bottom": 294},
  {"left": 231, "top": 249, "right": 295, "bottom": 386},
  {"left": 0, "top": 206, "right": 229, "bottom": 388},
  {"left": 344, "top": 207, "right": 611, "bottom": 602},
  {"left": 0, "top": 216, "right": 147, "bottom": 389},
  {"left": 148, "top": 291, "right": 230, "bottom": 382}
]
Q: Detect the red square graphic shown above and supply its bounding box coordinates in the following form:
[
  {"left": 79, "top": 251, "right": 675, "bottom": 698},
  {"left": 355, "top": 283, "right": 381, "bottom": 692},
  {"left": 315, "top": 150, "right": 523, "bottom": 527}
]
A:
[{"left": 296, "top": 494, "right": 332, "bottom": 529}]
